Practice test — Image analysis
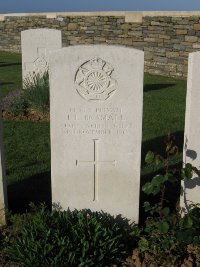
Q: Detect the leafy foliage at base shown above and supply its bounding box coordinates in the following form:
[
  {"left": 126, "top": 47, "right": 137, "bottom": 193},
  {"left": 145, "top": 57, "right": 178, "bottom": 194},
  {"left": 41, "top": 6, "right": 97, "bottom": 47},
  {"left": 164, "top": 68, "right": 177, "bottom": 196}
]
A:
[
  {"left": 2, "top": 90, "right": 28, "bottom": 116},
  {"left": 2, "top": 71, "right": 50, "bottom": 116},
  {"left": 138, "top": 134, "right": 200, "bottom": 266},
  {"left": 23, "top": 71, "right": 49, "bottom": 113},
  {"left": 8, "top": 204, "right": 139, "bottom": 267}
]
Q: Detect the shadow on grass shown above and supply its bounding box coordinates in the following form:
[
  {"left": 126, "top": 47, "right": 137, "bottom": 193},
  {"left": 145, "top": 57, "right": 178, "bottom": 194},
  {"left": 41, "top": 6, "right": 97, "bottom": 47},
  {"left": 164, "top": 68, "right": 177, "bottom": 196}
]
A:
[
  {"left": 0, "top": 62, "right": 21, "bottom": 68},
  {"left": 7, "top": 171, "right": 51, "bottom": 214},
  {"left": 144, "top": 83, "right": 176, "bottom": 92},
  {"left": 141, "top": 130, "right": 184, "bottom": 167},
  {"left": 0, "top": 82, "right": 15, "bottom": 86},
  {"left": 6, "top": 131, "right": 184, "bottom": 224}
]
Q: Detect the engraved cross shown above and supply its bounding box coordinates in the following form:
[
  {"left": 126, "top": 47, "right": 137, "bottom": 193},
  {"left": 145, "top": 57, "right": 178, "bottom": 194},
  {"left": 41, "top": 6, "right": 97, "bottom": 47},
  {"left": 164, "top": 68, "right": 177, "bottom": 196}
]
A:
[
  {"left": 76, "top": 139, "right": 116, "bottom": 201},
  {"left": 24, "top": 47, "right": 47, "bottom": 72}
]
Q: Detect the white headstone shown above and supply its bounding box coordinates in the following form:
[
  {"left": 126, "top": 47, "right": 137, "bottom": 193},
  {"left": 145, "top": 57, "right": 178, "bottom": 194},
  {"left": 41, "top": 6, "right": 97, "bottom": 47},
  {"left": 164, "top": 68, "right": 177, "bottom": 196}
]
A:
[
  {"left": 21, "top": 29, "right": 62, "bottom": 81},
  {"left": 49, "top": 45, "right": 144, "bottom": 222},
  {"left": 181, "top": 51, "right": 200, "bottom": 212},
  {"left": 0, "top": 112, "right": 7, "bottom": 225}
]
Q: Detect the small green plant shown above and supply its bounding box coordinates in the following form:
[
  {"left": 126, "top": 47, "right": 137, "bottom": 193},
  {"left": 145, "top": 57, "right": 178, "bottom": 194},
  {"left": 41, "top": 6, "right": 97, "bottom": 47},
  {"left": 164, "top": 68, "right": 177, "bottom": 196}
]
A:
[
  {"left": 8, "top": 204, "right": 140, "bottom": 267},
  {"left": 178, "top": 204, "right": 200, "bottom": 245},
  {"left": 2, "top": 90, "right": 28, "bottom": 116},
  {"left": 23, "top": 71, "right": 49, "bottom": 113},
  {"left": 0, "top": 225, "right": 11, "bottom": 266},
  {"left": 138, "top": 133, "right": 200, "bottom": 266},
  {"left": 142, "top": 133, "right": 198, "bottom": 223},
  {"left": 10, "top": 94, "right": 28, "bottom": 116}
]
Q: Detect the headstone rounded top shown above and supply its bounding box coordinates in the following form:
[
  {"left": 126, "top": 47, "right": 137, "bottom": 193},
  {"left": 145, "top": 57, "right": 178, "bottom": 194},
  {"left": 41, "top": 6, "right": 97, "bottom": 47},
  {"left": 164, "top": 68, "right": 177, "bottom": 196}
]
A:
[
  {"left": 49, "top": 44, "right": 144, "bottom": 222},
  {"left": 21, "top": 28, "right": 62, "bottom": 35},
  {"left": 21, "top": 28, "right": 62, "bottom": 81},
  {"left": 50, "top": 44, "right": 144, "bottom": 58}
]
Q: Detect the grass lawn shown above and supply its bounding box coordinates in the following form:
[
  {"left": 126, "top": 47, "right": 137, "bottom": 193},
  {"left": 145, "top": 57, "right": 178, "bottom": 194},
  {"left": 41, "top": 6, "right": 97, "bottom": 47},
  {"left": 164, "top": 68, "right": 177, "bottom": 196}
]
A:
[
  {"left": 0, "top": 51, "right": 22, "bottom": 99},
  {"left": 0, "top": 51, "right": 187, "bottom": 213},
  {"left": 142, "top": 73, "right": 186, "bottom": 173}
]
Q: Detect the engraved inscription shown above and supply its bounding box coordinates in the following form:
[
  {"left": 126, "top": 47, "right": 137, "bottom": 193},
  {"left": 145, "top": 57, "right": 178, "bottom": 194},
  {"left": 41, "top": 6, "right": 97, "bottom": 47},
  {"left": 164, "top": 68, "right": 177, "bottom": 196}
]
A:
[
  {"left": 33, "top": 56, "right": 48, "bottom": 73},
  {"left": 76, "top": 139, "right": 116, "bottom": 201},
  {"left": 24, "top": 47, "right": 48, "bottom": 76},
  {"left": 75, "top": 57, "right": 117, "bottom": 102},
  {"left": 64, "top": 106, "right": 132, "bottom": 135}
]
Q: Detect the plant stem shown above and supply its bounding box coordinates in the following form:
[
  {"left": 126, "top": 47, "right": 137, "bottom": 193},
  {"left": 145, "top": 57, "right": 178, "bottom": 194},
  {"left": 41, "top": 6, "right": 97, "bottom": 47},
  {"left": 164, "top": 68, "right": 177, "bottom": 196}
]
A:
[{"left": 160, "top": 185, "right": 166, "bottom": 218}]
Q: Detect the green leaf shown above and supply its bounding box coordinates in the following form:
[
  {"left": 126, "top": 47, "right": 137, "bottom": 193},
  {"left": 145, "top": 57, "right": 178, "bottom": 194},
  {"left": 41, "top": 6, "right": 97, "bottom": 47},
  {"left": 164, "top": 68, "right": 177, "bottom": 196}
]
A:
[
  {"left": 184, "top": 168, "right": 193, "bottom": 179},
  {"left": 142, "top": 182, "right": 153, "bottom": 194},
  {"left": 182, "top": 216, "right": 193, "bottom": 229},
  {"left": 145, "top": 151, "right": 155, "bottom": 164},
  {"left": 180, "top": 169, "right": 186, "bottom": 179},
  {"left": 166, "top": 142, "right": 172, "bottom": 152},
  {"left": 162, "top": 207, "right": 170, "bottom": 217},
  {"left": 143, "top": 201, "right": 152, "bottom": 212},
  {"left": 138, "top": 238, "right": 149, "bottom": 252},
  {"left": 151, "top": 186, "right": 161, "bottom": 196},
  {"left": 193, "top": 236, "right": 200, "bottom": 245},
  {"left": 158, "top": 221, "right": 169, "bottom": 234},
  {"left": 152, "top": 174, "right": 167, "bottom": 186},
  {"left": 155, "top": 155, "right": 162, "bottom": 165},
  {"left": 169, "top": 145, "right": 178, "bottom": 155},
  {"left": 185, "top": 163, "right": 193, "bottom": 169}
]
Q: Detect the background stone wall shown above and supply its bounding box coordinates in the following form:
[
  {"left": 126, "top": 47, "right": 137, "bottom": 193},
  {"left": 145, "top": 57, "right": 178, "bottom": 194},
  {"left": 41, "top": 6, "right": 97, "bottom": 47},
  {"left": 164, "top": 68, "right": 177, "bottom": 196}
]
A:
[{"left": 1, "top": 12, "right": 200, "bottom": 78}]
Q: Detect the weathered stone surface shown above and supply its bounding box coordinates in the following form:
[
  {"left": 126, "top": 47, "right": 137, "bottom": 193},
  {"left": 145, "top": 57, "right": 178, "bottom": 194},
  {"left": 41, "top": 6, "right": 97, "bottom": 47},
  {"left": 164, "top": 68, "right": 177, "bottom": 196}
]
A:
[
  {"left": 177, "top": 64, "right": 188, "bottom": 73},
  {"left": 121, "top": 23, "right": 133, "bottom": 30},
  {"left": 49, "top": 45, "right": 144, "bottom": 222},
  {"left": 193, "top": 23, "right": 200, "bottom": 30},
  {"left": 181, "top": 51, "right": 200, "bottom": 212},
  {"left": 176, "top": 29, "right": 188, "bottom": 35},
  {"left": 185, "top": 36, "right": 198, "bottom": 43},
  {"left": 1, "top": 12, "right": 200, "bottom": 78},
  {"left": 21, "top": 29, "right": 62, "bottom": 80},
  {"left": 193, "top": 43, "right": 200, "bottom": 49},
  {"left": 173, "top": 44, "right": 186, "bottom": 51},
  {"left": 158, "top": 34, "right": 170, "bottom": 39},
  {"left": 145, "top": 51, "right": 154, "bottom": 60},
  {"left": 154, "top": 56, "right": 168, "bottom": 63},
  {"left": 166, "top": 51, "right": 179, "bottom": 58}
]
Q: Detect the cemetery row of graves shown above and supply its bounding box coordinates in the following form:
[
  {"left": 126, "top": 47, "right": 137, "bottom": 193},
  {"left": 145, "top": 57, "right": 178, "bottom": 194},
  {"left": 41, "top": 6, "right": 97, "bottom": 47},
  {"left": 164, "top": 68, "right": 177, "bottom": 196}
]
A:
[{"left": 0, "top": 28, "right": 200, "bottom": 266}]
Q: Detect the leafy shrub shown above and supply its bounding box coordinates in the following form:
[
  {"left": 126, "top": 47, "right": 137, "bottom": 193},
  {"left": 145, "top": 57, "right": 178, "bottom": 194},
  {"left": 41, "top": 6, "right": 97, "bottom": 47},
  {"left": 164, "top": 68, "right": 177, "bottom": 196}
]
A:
[
  {"left": 0, "top": 226, "right": 11, "bottom": 266},
  {"left": 23, "top": 71, "right": 49, "bottom": 113},
  {"left": 139, "top": 231, "right": 185, "bottom": 266},
  {"left": 1, "top": 90, "right": 28, "bottom": 116},
  {"left": 178, "top": 205, "right": 200, "bottom": 245},
  {"left": 138, "top": 133, "right": 200, "bottom": 266},
  {"left": 8, "top": 204, "right": 139, "bottom": 267},
  {"left": 10, "top": 95, "right": 28, "bottom": 116},
  {"left": 2, "top": 90, "right": 22, "bottom": 111}
]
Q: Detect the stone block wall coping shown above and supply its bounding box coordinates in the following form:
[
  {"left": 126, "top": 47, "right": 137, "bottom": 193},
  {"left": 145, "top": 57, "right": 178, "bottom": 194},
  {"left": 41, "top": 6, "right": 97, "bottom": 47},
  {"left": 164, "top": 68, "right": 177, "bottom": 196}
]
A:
[{"left": 1, "top": 11, "right": 200, "bottom": 23}]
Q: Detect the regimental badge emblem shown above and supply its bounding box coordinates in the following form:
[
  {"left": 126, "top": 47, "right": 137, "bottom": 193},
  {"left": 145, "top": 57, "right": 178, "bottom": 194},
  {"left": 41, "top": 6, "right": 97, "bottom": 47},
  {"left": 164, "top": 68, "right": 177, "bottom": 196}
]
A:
[
  {"left": 74, "top": 57, "right": 117, "bottom": 101},
  {"left": 33, "top": 56, "right": 48, "bottom": 73}
]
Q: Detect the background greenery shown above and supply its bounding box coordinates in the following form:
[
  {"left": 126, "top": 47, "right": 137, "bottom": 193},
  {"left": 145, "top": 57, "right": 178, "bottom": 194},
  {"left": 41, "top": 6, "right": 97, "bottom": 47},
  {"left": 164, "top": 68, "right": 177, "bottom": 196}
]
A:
[
  {"left": 0, "top": 52, "right": 22, "bottom": 98},
  {"left": 0, "top": 51, "right": 187, "bottom": 214}
]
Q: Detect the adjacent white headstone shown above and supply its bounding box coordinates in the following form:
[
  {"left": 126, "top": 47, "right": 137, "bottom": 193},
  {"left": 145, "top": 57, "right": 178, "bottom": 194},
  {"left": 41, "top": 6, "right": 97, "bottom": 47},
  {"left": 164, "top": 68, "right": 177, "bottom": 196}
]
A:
[
  {"left": 49, "top": 45, "right": 144, "bottom": 222},
  {"left": 0, "top": 111, "right": 7, "bottom": 225},
  {"left": 21, "top": 29, "right": 62, "bottom": 81},
  {"left": 181, "top": 51, "right": 200, "bottom": 212}
]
